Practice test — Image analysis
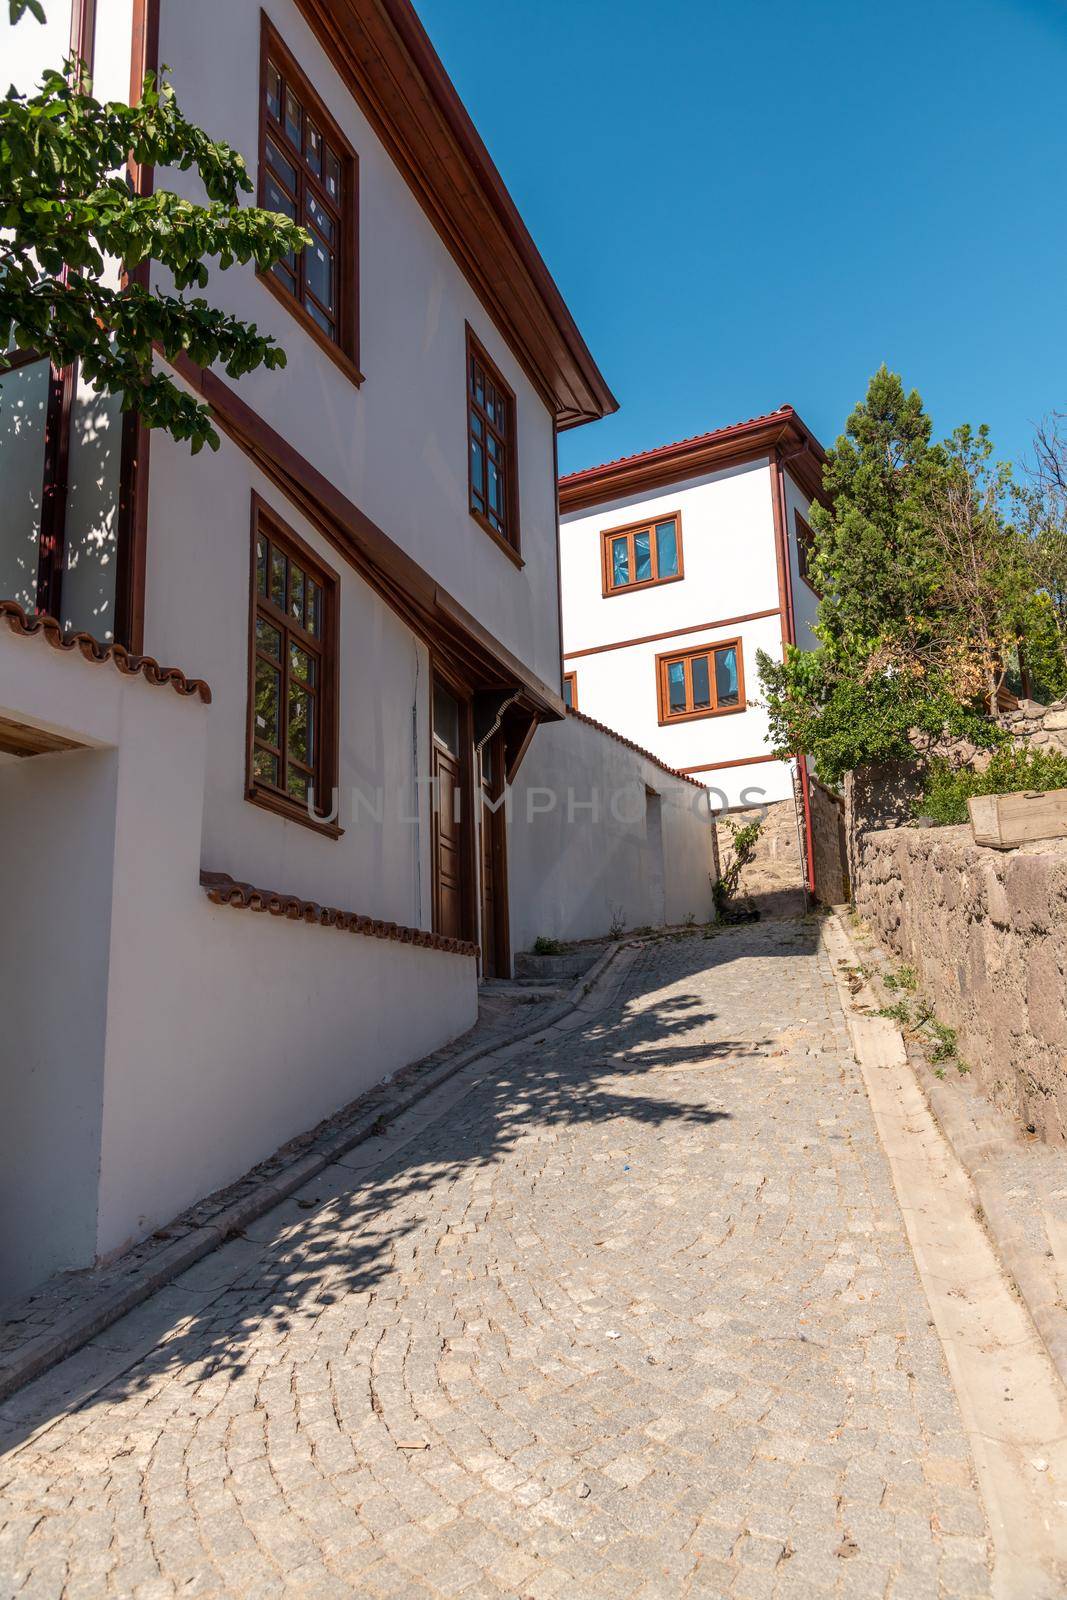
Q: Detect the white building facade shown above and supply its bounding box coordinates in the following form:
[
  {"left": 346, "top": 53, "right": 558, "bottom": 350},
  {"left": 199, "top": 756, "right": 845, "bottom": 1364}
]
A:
[
  {"left": 558, "top": 409, "right": 826, "bottom": 820},
  {"left": 0, "top": 0, "right": 614, "bottom": 1299}
]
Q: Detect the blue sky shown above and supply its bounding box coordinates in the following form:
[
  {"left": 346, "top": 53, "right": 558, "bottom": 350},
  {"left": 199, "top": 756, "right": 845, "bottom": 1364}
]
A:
[{"left": 418, "top": 0, "right": 1067, "bottom": 478}]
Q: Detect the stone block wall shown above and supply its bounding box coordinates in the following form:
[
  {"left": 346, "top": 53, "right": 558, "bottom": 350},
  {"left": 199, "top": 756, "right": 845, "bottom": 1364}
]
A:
[
  {"left": 810, "top": 779, "right": 849, "bottom": 905},
  {"left": 855, "top": 823, "right": 1067, "bottom": 1144},
  {"left": 721, "top": 795, "right": 806, "bottom": 908},
  {"left": 999, "top": 697, "right": 1067, "bottom": 753}
]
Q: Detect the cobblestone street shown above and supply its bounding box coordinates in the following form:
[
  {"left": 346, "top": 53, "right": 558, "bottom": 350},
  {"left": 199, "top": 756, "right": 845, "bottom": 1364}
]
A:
[{"left": 0, "top": 923, "right": 995, "bottom": 1599}]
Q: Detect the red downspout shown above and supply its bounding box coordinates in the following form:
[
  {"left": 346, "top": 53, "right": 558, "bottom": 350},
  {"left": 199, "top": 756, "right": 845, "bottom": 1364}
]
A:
[{"left": 771, "top": 451, "right": 817, "bottom": 899}]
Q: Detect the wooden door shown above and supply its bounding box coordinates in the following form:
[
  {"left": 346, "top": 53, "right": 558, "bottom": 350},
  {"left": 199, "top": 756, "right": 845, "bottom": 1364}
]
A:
[
  {"left": 432, "top": 678, "right": 468, "bottom": 941},
  {"left": 479, "top": 732, "right": 509, "bottom": 977}
]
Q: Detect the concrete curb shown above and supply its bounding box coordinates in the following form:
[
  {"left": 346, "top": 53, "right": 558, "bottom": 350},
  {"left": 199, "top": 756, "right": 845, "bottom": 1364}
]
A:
[
  {"left": 827, "top": 909, "right": 1067, "bottom": 1399},
  {"left": 0, "top": 940, "right": 631, "bottom": 1405}
]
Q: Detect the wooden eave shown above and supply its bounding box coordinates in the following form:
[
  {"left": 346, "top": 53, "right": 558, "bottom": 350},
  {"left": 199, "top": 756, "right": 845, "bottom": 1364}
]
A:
[
  {"left": 559, "top": 409, "right": 829, "bottom": 513},
  {"left": 293, "top": 0, "right": 617, "bottom": 429},
  {"left": 172, "top": 354, "right": 566, "bottom": 722}
]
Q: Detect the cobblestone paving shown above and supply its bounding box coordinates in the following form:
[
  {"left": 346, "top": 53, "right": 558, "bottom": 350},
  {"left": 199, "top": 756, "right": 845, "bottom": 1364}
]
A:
[{"left": 0, "top": 923, "right": 992, "bottom": 1598}]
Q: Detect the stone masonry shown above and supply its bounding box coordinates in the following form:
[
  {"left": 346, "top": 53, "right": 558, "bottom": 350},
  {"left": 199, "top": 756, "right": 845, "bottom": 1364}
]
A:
[
  {"left": 0, "top": 924, "right": 992, "bottom": 1599},
  {"left": 854, "top": 823, "right": 1067, "bottom": 1145}
]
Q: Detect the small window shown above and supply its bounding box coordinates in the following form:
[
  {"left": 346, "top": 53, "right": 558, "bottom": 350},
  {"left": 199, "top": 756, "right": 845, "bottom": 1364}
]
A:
[
  {"left": 563, "top": 671, "right": 578, "bottom": 711},
  {"left": 601, "top": 513, "right": 683, "bottom": 596},
  {"left": 249, "top": 499, "right": 339, "bottom": 832},
  {"left": 259, "top": 21, "right": 360, "bottom": 381},
  {"left": 656, "top": 639, "right": 744, "bottom": 725},
  {"left": 795, "top": 511, "right": 818, "bottom": 592},
  {"left": 466, "top": 326, "right": 520, "bottom": 559}
]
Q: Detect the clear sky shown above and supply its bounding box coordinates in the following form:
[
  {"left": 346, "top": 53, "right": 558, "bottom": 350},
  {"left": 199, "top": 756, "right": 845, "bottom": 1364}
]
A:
[{"left": 417, "top": 0, "right": 1067, "bottom": 478}]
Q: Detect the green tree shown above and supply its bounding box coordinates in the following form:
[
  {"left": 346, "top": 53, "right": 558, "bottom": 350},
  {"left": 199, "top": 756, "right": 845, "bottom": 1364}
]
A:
[
  {"left": 758, "top": 367, "right": 1019, "bottom": 784},
  {"left": 1, "top": 2, "right": 308, "bottom": 451}
]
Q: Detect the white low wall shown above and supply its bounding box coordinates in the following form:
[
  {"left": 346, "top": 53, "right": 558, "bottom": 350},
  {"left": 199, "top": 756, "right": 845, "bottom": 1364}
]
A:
[
  {"left": 508, "top": 710, "right": 716, "bottom": 950},
  {"left": 0, "top": 626, "right": 477, "bottom": 1299}
]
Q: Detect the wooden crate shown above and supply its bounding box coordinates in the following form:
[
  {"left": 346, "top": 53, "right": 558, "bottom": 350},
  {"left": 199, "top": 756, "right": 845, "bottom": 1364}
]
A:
[{"left": 968, "top": 788, "right": 1067, "bottom": 850}]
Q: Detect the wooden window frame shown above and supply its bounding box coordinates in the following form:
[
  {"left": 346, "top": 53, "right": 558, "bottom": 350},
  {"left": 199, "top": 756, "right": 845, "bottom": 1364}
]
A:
[
  {"left": 431, "top": 664, "right": 478, "bottom": 944},
  {"left": 795, "top": 510, "right": 819, "bottom": 594},
  {"left": 600, "top": 511, "right": 684, "bottom": 598},
  {"left": 257, "top": 17, "right": 362, "bottom": 386},
  {"left": 655, "top": 638, "right": 746, "bottom": 726},
  {"left": 247, "top": 494, "right": 342, "bottom": 838},
  {"left": 465, "top": 324, "right": 521, "bottom": 566},
  {"left": 562, "top": 670, "right": 578, "bottom": 711}
]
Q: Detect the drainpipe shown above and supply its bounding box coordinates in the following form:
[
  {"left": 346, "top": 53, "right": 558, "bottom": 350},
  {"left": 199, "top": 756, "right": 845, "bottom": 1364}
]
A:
[{"left": 771, "top": 449, "right": 817, "bottom": 900}]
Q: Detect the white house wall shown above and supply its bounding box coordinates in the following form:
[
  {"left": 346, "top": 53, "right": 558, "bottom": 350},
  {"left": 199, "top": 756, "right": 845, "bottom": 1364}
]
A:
[
  {"left": 145, "top": 423, "right": 435, "bottom": 925},
  {"left": 154, "top": 0, "right": 561, "bottom": 695},
  {"left": 783, "top": 469, "right": 819, "bottom": 652},
  {"left": 508, "top": 715, "right": 716, "bottom": 951},
  {"left": 561, "top": 459, "right": 795, "bottom": 806},
  {"left": 0, "top": 623, "right": 478, "bottom": 1280}
]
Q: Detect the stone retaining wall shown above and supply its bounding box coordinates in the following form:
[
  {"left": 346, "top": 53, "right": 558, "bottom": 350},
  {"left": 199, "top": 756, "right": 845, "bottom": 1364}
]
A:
[
  {"left": 722, "top": 795, "right": 805, "bottom": 901},
  {"left": 810, "top": 779, "right": 849, "bottom": 905},
  {"left": 854, "top": 823, "right": 1067, "bottom": 1144}
]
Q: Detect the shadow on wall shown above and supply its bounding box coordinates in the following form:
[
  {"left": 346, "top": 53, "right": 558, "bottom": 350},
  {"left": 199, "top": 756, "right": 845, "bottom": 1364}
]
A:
[{"left": 0, "top": 923, "right": 818, "bottom": 1447}]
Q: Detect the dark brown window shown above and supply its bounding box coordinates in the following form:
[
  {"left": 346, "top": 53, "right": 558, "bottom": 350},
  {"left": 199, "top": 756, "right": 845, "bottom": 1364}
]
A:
[
  {"left": 466, "top": 326, "right": 520, "bottom": 561},
  {"left": 563, "top": 671, "right": 578, "bottom": 710},
  {"left": 656, "top": 639, "right": 745, "bottom": 725},
  {"left": 248, "top": 497, "right": 340, "bottom": 834},
  {"left": 258, "top": 21, "right": 360, "bottom": 382},
  {"left": 795, "top": 511, "right": 818, "bottom": 591},
  {"left": 601, "top": 512, "right": 683, "bottom": 596}
]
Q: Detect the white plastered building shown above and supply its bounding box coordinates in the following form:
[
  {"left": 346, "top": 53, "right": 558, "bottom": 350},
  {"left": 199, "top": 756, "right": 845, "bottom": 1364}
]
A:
[
  {"left": 558, "top": 408, "right": 826, "bottom": 838},
  {"left": 0, "top": 0, "right": 616, "bottom": 1299}
]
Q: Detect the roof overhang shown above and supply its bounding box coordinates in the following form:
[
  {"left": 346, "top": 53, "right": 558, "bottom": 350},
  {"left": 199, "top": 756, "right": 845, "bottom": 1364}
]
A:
[
  {"left": 293, "top": 0, "right": 617, "bottom": 430},
  {"left": 559, "top": 406, "right": 828, "bottom": 512}
]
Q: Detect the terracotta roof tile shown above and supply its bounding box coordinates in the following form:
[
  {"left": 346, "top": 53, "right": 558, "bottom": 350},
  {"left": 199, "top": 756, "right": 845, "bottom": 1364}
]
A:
[
  {"left": 559, "top": 406, "right": 797, "bottom": 483},
  {"left": 0, "top": 601, "right": 212, "bottom": 704},
  {"left": 201, "top": 871, "right": 479, "bottom": 960},
  {"left": 565, "top": 706, "right": 708, "bottom": 790}
]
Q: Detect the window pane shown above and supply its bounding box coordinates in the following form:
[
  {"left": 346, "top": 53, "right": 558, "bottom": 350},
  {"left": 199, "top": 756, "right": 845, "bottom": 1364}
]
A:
[
  {"left": 305, "top": 122, "right": 322, "bottom": 176},
  {"left": 290, "top": 641, "right": 316, "bottom": 685},
  {"left": 487, "top": 454, "right": 503, "bottom": 517},
  {"left": 256, "top": 535, "right": 268, "bottom": 596},
  {"left": 306, "top": 192, "right": 334, "bottom": 244},
  {"left": 470, "top": 433, "right": 485, "bottom": 509},
  {"left": 634, "top": 530, "right": 652, "bottom": 583},
  {"left": 305, "top": 301, "right": 335, "bottom": 338},
  {"left": 324, "top": 148, "right": 341, "bottom": 202},
  {"left": 253, "top": 747, "right": 278, "bottom": 786},
  {"left": 433, "top": 681, "right": 460, "bottom": 756},
  {"left": 284, "top": 87, "right": 302, "bottom": 148},
  {"left": 611, "top": 536, "right": 629, "bottom": 588},
  {"left": 304, "top": 234, "right": 335, "bottom": 313},
  {"left": 289, "top": 563, "right": 305, "bottom": 624},
  {"left": 563, "top": 676, "right": 573, "bottom": 709},
  {"left": 667, "top": 660, "right": 686, "bottom": 713},
  {"left": 264, "top": 173, "right": 296, "bottom": 222},
  {"left": 266, "top": 138, "right": 298, "bottom": 196},
  {"left": 656, "top": 519, "right": 678, "bottom": 578},
  {"left": 472, "top": 364, "right": 485, "bottom": 408},
  {"left": 715, "top": 646, "right": 740, "bottom": 706},
  {"left": 287, "top": 766, "right": 309, "bottom": 802},
  {"left": 288, "top": 685, "right": 311, "bottom": 765},
  {"left": 691, "top": 654, "right": 711, "bottom": 709},
  {"left": 266, "top": 61, "right": 282, "bottom": 121},
  {"left": 306, "top": 579, "right": 321, "bottom": 638},
  {"left": 270, "top": 547, "right": 286, "bottom": 609},
  {"left": 255, "top": 658, "right": 280, "bottom": 745},
  {"left": 256, "top": 616, "right": 281, "bottom": 660}
]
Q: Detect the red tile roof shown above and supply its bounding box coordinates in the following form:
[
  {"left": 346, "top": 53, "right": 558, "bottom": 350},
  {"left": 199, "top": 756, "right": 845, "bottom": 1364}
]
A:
[
  {"left": 558, "top": 405, "right": 827, "bottom": 511},
  {"left": 560, "top": 406, "right": 798, "bottom": 483},
  {"left": 0, "top": 601, "right": 212, "bottom": 704},
  {"left": 566, "top": 706, "right": 708, "bottom": 790}
]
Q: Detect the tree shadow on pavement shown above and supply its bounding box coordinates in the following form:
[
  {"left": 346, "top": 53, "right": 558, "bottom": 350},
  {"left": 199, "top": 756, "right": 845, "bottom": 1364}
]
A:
[{"left": 0, "top": 919, "right": 821, "bottom": 1451}]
